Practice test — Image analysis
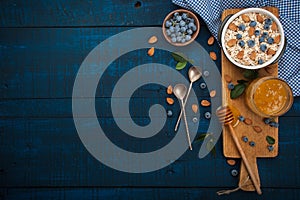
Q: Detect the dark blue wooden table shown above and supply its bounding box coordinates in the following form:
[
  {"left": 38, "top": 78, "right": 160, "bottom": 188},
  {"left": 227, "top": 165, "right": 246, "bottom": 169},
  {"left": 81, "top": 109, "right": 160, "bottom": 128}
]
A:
[{"left": 1, "top": 1, "right": 300, "bottom": 199}]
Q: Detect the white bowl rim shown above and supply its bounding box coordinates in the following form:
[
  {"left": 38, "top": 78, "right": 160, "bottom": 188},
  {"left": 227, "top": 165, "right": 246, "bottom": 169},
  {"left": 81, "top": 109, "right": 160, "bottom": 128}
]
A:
[{"left": 221, "top": 8, "right": 285, "bottom": 69}]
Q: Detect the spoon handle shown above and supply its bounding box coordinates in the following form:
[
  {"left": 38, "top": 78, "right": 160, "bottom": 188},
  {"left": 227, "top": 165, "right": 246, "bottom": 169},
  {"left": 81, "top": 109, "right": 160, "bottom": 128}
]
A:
[
  {"left": 181, "top": 99, "right": 192, "bottom": 150},
  {"left": 175, "top": 82, "right": 192, "bottom": 131}
]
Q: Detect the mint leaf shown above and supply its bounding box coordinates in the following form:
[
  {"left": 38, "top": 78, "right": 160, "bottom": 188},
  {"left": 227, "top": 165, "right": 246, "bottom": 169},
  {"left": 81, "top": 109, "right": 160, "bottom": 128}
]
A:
[
  {"left": 230, "top": 83, "right": 246, "bottom": 99},
  {"left": 175, "top": 61, "right": 187, "bottom": 70},
  {"left": 243, "top": 69, "right": 258, "bottom": 80},
  {"left": 266, "top": 136, "right": 275, "bottom": 145}
]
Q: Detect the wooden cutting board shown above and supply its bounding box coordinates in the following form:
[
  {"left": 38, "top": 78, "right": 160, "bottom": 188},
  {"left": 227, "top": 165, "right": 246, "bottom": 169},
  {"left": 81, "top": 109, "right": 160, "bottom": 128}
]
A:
[{"left": 221, "top": 7, "right": 279, "bottom": 192}]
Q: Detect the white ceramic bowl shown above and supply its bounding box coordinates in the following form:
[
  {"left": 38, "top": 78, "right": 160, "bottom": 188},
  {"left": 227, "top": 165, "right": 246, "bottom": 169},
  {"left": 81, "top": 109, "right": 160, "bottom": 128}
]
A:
[{"left": 220, "top": 8, "right": 285, "bottom": 69}]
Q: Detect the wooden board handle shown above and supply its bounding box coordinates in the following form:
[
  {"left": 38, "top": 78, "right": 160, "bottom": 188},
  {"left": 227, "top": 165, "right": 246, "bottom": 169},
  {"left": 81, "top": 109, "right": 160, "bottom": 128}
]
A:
[{"left": 239, "top": 158, "right": 261, "bottom": 191}]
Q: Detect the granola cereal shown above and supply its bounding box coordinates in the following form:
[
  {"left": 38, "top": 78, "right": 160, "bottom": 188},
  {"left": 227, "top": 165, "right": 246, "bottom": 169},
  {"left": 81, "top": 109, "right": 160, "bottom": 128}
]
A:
[{"left": 224, "top": 12, "right": 281, "bottom": 66}]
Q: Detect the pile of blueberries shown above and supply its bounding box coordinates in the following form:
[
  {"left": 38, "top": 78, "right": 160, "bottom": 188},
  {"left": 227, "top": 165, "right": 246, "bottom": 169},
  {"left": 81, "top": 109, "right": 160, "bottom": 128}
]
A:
[{"left": 165, "top": 12, "right": 197, "bottom": 43}]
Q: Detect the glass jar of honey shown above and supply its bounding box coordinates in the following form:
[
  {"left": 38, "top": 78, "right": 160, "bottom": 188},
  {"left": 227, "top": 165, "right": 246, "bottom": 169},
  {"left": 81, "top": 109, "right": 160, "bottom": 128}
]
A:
[{"left": 245, "top": 76, "right": 293, "bottom": 117}]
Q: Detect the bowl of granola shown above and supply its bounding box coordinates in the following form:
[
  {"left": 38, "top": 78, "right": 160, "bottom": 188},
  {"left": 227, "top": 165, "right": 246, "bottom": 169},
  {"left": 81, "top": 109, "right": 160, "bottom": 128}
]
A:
[{"left": 219, "top": 8, "right": 286, "bottom": 69}]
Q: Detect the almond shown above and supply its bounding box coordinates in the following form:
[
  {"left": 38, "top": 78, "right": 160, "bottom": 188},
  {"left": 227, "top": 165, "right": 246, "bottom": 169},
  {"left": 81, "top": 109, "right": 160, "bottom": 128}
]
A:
[
  {"left": 248, "top": 27, "right": 255, "bottom": 36},
  {"left": 237, "top": 50, "right": 244, "bottom": 59},
  {"left": 167, "top": 85, "right": 173, "bottom": 94},
  {"left": 253, "top": 126, "right": 262, "bottom": 133},
  {"left": 250, "top": 51, "right": 256, "bottom": 61},
  {"left": 147, "top": 47, "right": 155, "bottom": 56},
  {"left": 166, "top": 97, "right": 174, "bottom": 105},
  {"left": 267, "top": 48, "right": 276, "bottom": 55},
  {"left": 210, "top": 90, "right": 216, "bottom": 98},
  {"left": 229, "top": 23, "right": 237, "bottom": 31},
  {"left": 265, "top": 66, "right": 275, "bottom": 74},
  {"left": 256, "top": 14, "right": 264, "bottom": 23},
  {"left": 244, "top": 118, "right": 252, "bottom": 125},
  {"left": 274, "top": 35, "right": 281, "bottom": 44},
  {"left": 271, "top": 22, "right": 278, "bottom": 31},
  {"left": 226, "top": 159, "right": 236, "bottom": 166},
  {"left": 148, "top": 36, "right": 158, "bottom": 44},
  {"left": 201, "top": 100, "right": 211, "bottom": 107},
  {"left": 242, "top": 14, "right": 250, "bottom": 22},
  {"left": 227, "top": 39, "right": 236, "bottom": 47},
  {"left": 192, "top": 104, "right": 198, "bottom": 113},
  {"left": 224, "top": 74, "right": 232, "bottom": 83},
  {"left": 210, "top": 51, "right": 217, "bottom": 60},
  {"left": 208, "top": 36, "right": 215, "bottom": 45}
]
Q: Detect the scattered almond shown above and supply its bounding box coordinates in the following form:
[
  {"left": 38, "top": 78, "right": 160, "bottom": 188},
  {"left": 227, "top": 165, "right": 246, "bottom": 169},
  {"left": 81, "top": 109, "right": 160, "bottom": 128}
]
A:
[
  {"left": 248, "top": 27, "right": 255, "bottom": 36},
  {"left": 148, "top": 47, "right": 155, "bottom": 56},
  {"left": 209, "top": 52, "right": 217, "bottom": 60},
  {"left": 265, "top": 66, "right": 275, "bottom": 74},
  {"left": 250, "top": 51, "right": 256, "bottom": 61},
  {"left": 224, "top": 74, "right": 232, "bottom": 83},
  {"left": 229, "top": 23, "right": 237, "bottom": 31},
  {"left": 201, "top": 100, "right": 211, "bottom": 107},
  {"left": 271, "top": 22, "right": 278, "bottom": 31},
  {"left": 210, "top": 90, "right": 216, "bottom": 98},
  {"left": 226, "top": 159, "right": 236, "bottom": 166},
  {"left": 227, "top": 39, "right": 236, "bottom": 47},
  {"left": 167, "top": 85, "right": 173, "bottom": 94},
  {"left": 166, "top": 97, "right": 174, "bottom": 105},
  {"left": 253, "top": 126, "right": 262, "bottom": 133},
  {"left": 267, "top": 48, "right": 276, "bottom": 56},
  {"left": 192, "top": 104, "right": 198, "bottom": 113},
  {"left": 274, "top": 35, "right": 281, "bottom": 44},
  {"left": 208, "top": 36, "right": 215, "bottom": 45},
  {"left": 148, "top": 36, "right": 158, "bottom": 44},
  {"left": 237, "top": 50, "right": 244, "bottom": 59},
  {"left": 244, "top": 118, "right": 252, "bottom": 125},
  {"left": 242, "top": 14, "right": 250, "bottom": 22},
  {"left": 256, "top": 14, "right": 264, "bottom": 23}
]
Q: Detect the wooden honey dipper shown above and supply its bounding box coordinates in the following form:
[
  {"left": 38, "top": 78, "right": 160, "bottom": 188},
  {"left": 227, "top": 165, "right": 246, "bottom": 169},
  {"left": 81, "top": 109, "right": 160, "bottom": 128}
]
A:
[{"left": 216, "top": 106, "right": 262, "bottom": 195}]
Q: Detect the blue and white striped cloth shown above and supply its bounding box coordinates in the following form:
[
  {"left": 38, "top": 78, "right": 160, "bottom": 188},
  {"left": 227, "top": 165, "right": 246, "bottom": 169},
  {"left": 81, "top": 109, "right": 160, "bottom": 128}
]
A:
[{"left": 172, "top": 0, "right": 300, "bottom": 96}]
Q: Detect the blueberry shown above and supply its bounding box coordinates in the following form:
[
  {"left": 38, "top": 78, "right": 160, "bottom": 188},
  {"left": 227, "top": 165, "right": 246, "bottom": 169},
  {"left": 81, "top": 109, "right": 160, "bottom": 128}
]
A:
[
  {"left": 181, "top": 38, "right": 186, "bottom": 43},
  {"left": 176, "top": 16, "right": 182, "bottom": 22},
  {"left": 174, "top": 12, "right": 179, "bottom": 17},
  {"left": 242, "top": 136, "right": 248, "bottom": 143},
  {"left": 169, "top": 26, "right": 175, "bottom": 33},
  {"left": 185, "top": 35, "right": 191, "bottom": 41},
  {"left": 187, "top": 29, "right": 193, "bottom": 35},
  {"left": 175, "top": 31, "right": 182, "bottom": 36},
  {"left": 267, "top": 37, "right": 274, "bottom": 44},
  {"left": 236, "top": 33, "right": 242, "bottom": 39},
  {"left": 191, "top": 25, "right": 197, "bottom": 31},
  {"left": 170, "top": 33, "right": 176, "bottom": 38},
  {"left": 180, "top": 20, "right": 186, "bottom": 27},
  {"left": 264, "top": 118, "right": 273, "bottom": 124},
  {"left": 188, "top": 18, "right": 194, "bottom": 23},
  {"left": 165, "top": 20, "right": 172, "bottom": 28},
  {"left": 258, "top": 59, "right": 264, "bottom": 65},
  {"left": 171, "top": 37, "right": 177, "bottom": 43},
  {"left": 188, "top": 22, "right": 194, "bottom": 28},
  {"left": 247, "top": 40, "right": 255, "bottom": 47},
  {"left": 167, "top": 110, "right": 173, "bottom": 117},
  {"left": 262, "top": 32, "right": 268, "bottom": 37},
  {"left": 265, "top": 18, "right": 272, "bottom": 25},
  {"left": 182, "top": 13, "right": 188, "bottom": 19},
  {"left": 203, "top": 70, "right": 209, "bottom": 77},
  {"left": 180, "top": 26, "right": 186, "bottom": 32},
  {"left": 231, "top": 169, "right": 238, "bottom": 177},
  {"left": 175, "top": 26, "right": 180, "bottom": 33},
  {"left": 192, "top": 117, "right": 198, "bottom": 123},
  {"left": 249, "top": 141, "right": 256, "bottom": 147},
  {"left": 200, "top": 82, "right": 207, "bottom": 89},
  {"left": 264, "top": 24, "right": 270, "bottom": 30},
  {"left": 238, "top": 40, "right": 245, "bottom": 47},
  {"left": 260, "top": 44, "right": 267, "bottom": 52},
  {"left": 166, "top": 29, "right": 171, "bottom": 36},
  {"left": 238, "top": 24, "right": 246, "bottom": 31},
  {"left": 254, "top": 30, "right": 260, "bottom": 36},
  {"left": 259, "top": 37, "right": 265, "bottom": 43},
  {"left": 238, "top": 115, "right": 245, "bottom": 122},
  {"left": 249, "top": 21, "right": 257, "bottom": 27},
  {"left": 269, "top": 121, "right": 279, "bottom": 128},
  {"left": 268, "top": 145, "right": 274, "bottom": 152},
  {"left": 204, "top": 112, "right": 211, "bottom": 119},
  {"left": 228, "top": 82, "right": 235, "bottom": 90},
  {"left": 176, "top": 36, "right": 182, "bottom": 42}
]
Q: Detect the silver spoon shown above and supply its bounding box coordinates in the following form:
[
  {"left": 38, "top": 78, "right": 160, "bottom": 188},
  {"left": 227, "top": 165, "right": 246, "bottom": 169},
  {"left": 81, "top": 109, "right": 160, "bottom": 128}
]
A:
[
  {"left": 175, "top": 66, "right": 202, "bottom": 131},
  {"left": 173, "top": 84, "right": 192, "bottom": 150}
]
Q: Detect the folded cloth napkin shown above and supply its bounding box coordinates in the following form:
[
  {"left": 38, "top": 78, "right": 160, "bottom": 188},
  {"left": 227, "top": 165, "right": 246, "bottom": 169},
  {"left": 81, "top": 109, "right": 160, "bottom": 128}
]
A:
[{"left": 172, "top": 0, "right": 300, "bottom": 97}]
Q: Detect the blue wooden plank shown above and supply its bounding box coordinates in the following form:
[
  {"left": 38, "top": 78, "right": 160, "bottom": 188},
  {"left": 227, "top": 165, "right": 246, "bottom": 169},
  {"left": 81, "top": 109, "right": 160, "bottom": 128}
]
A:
[
  {"left": 0, "top": 27, "right": 218, "bottom": 99},
  {"left": 1, "top": 187, "right": 300, "bottom": 200},
  {"left": 0, "top": 0, "right": 180, "bottom": 27},
  {"left": 0, "top": 117, "right": 299, "bottom": 187}
]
